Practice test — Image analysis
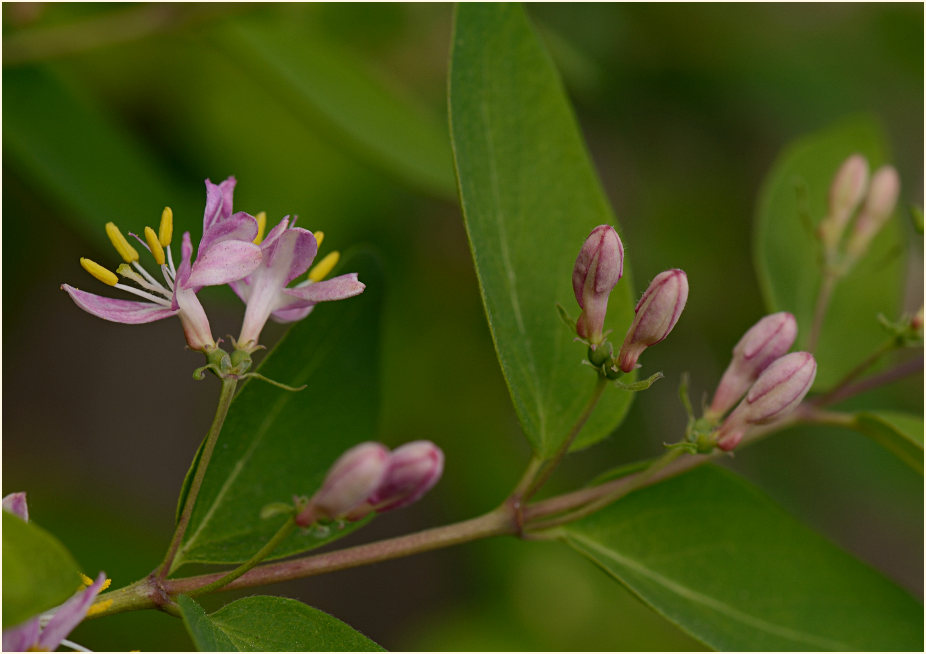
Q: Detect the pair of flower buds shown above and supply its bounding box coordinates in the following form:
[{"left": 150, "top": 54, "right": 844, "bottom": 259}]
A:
[
  {"left": 573, "top": 225, "right": 688, "bottom": 373},
  {"left": 707, "top": 312, "right": 816, "bottom": 451},
  {"left": 295, "top": 440, "right": 444, "bottom": 526}
]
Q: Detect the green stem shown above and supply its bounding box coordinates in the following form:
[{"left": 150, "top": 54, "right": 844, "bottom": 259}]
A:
[
  {"left": 190, "top": 519, "right": 297, "bottom": 596},
  {"left": 808, "top": 271, "right": 838, "bottom": 353},
  {"left": 155, "top": 377, "right": 238, "bottom": 580},
  {"left": 524, "top": 375, "right": 609, "bottom": 500},
  {"left": 814, "top": 339, "right": 897, "bottom": 405}
]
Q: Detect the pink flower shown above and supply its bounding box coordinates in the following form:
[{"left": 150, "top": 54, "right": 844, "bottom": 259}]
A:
[
  {"left": 296, "top": 443, "right": 390, "bottom": 525},
  {"left": 617, "top": 269, "right": 688, "bottom": 372},
  {"left": 573, "top": 225, "right": 624, "bottom": 346}
]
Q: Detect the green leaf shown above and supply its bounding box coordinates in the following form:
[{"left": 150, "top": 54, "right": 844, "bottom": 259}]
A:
[
  {"left": 449, "top": 4, "right": 636, "bottom": 457},
  {"left": 210, "top": 15, "right": 455, "bottom": 199},
  {"left": 173, "top": 251, "right": 383, "bottom": 569},
  {"left": 854, "top": 410, "right": 924, "bottom": 474},
  {"left": 2, "top": 512, "right": 81, "bottom": 628},
  {"left": 563, "top": 465, "right": 922, "bottom": 651},
  {"left": 177, "top": 595, "right": 384, "bottom": 651},
  {"left": 754, "top": 116, "right": 904, "bottom": 388}
]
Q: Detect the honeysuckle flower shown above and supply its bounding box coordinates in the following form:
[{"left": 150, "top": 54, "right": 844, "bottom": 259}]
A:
[
  {"left": 2, "top": 494, "right": 108, "bottom": 653},
  {"left": 230, "top": 218, "right": 365, "bottom": 352},
  {"left": 818, "top": 154, "right": 869, "bottom": 253},
  {"left": 573, "top": 225, "right": 624, "bottom": 346},
  {"left": 617, "top": 269, "right": 688, "bottom": 372},
  {"left": 715, "top": 351, "right": 817, "bottom": 451},
  {"left": 707, "top": 312, "right": 798, "bottom": 420},
  {"left": 61, "top": 177, "right": 262, "bottom": 352},
  {"left": 296, "top": 442, "right": 390, "bottom": 525},
  {"left": 845, "top": 164, "right": 900, "bottom": 262},
  {"left": 347, "top": 440, "right": 445, "bottom": 519}
]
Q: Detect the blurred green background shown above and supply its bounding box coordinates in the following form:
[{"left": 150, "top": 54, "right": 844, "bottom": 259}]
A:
[{"left": 3, "top": 3, "right": 922, "bottom": 650}]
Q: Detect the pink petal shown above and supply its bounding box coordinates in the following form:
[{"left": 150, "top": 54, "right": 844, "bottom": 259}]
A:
[
  {"left": 199, "top": 211, "right": 259, "bottom": 255},
  {"left": 2, "top": 493, "right": 28, "bottom": 521},
  {"left": 202, "top": 177, "right": 237, "bottom": 234},
  {"left": 3, "top": 617, "right": 39, "bottom": 651},
  {"left": 62, "top": 285, "right": 177, "bottom": 324},
  {"left": 264, "top": 228, "right": 318, "bottom": 285},
  {"left": 38, "top": 573, "right": 106, "bottom": 651},
  {"left": 270, "top": 304, "right": 315, "bottom": 324},
  {"left": 175, "top": 232, "right": 195, "bottom": 287},
  {"left": 188, "top": 240, "right": 262, "bottom": 287}
]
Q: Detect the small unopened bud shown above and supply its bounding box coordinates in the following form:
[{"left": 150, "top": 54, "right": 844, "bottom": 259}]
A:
[
  {"left": 573, "top": 225, "right": 624, "bottom": 346},
  {"left": 819, "top": 154, "right": 869, "bottom": 251},
  {"left": 707, "top": 312, "right": 797, "bottom": 420},
  {"left": 617, "top": 269, "right": 688, "bottom": 372},
  {"left": 297, "top": 442, "right": 389, "bottom": 525},
  {"left": 2, "top": 492, "right": 28, "bottom": 522},
  {"left": 912, "top": 306, "right": 924, "bottom": 336},
  {"left": 369, "top": 440, "right": 444, "bottom": 512},
  {"left": 845, "top": 165, "right": 900, "bottom": 261},
  {"left": 715, "top": 352, "right": 816, "bottom": 451}
]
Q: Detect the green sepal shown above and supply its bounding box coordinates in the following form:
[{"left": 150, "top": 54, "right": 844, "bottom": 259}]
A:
[{"left": 613, "top": 371, "right": 663, "bottom": 392}]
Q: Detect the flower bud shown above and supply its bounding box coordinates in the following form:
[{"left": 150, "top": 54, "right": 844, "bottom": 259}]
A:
[
  {"left": 707, "top": 312, "right": 797, "bottom": 420},
  {"left": 845, "top": 165, "right": 900, "bottom": 261},
  {"left": 2, "top": 492, "right": 28, "bottom": 522},
  {"left": 368, "top": 440, "right": 444, "bottom": 512},
  {"left": 617, "top": 269, "right": 688, "bottom": 372},
  {"left": 715, "top": 352, "right": 816, "bottom": 451},
  {"left": 819, "top": 154, "right": 869, "bottom": 251},
  {"left": 298, "top": 442, "right": 389, "bottom": 524},
  {"left": 573, "top": 225, "right": 624, "bottom": 345}
]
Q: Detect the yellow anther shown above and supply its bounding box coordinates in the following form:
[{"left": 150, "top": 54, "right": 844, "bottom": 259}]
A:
[
  {"left": 254, "top": 211, "right": 267, "bottom": 245},
  {"left": 313, "top": 231, "right": 325, "bottom": 248},
  {"left": 80, "top": 258, "right": 119, "bottom": 286},
  {"left": 101, "top": 577, "right": 112, "bottom": 591},
  {"left": 159, "top": 207, "right": 173, "bottom": 247},
  {"left": 85, "top": 599, "right": 113, "bottom": 618},
  {"left": 105, "top": 222, "right": 139, "bottom": 263},
  {"left": 144, "top": 226, "right": 166, "bottom": 266},
  {"left": 79, "top": 573, "right": 94, "bottom": 587},
  {"left": 309, "top": 251, "right": 340, "bottom": 282}
]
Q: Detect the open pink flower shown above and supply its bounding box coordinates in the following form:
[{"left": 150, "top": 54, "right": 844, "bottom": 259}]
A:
[
  {"left": 230, "top": 217, "right": 365, "bottom": 351},
  {"left": 61, "top": 177, "right": 262, "bottom": 352}
]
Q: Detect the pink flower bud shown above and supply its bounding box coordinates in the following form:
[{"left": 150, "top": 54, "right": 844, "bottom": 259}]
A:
[
  {"left": 715, "top": 352, "right": 816, "bottom": 451},
  {"left": 573, "top": 225, "right": 624, "bottom": 345},
  {"left": 298, "top": 442, "right": 389, "bottom": 524},
  {"left": 2, "top": 492, "right": 29, "bottom": 522},
  {"left": 819, "top": 154, "right": 869, "bottom": 250},
  {"left": 368, "top": 440, "right": 444, "bottom": 512},
  {"left": 617, "top": 269, "right": 688, "bottom": 372},
  {"left": 707, "top": 312, "right": 797, "bottom": 419},
  {"left": 846, "top": 165, "right": 900, "bottom": 260}
]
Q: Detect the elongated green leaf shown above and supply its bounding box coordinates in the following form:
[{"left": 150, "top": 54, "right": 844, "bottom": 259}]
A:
[
  {"left": 754, "top": 117, "right": 904, "bottom": 388},
  {"left": 177, "top": 595, "right": 384, "bottom": 651},
  {"left": 563, "top": 465, "right": 922, "bottom": 651},
  {"left": 450, "top": 4, "right": 636, "bottom": 457},
  {"left": 173, "top": 251, "right": 383, "bottom": 569},
  {"left": 2, "top": 512, "right": 81, "bottom": 628},
  {"left": 854, "top": 410, "right": 924, "bottom": 474},
  {"left": 210, "top": 15, "right": 455, "bottom": 198}
]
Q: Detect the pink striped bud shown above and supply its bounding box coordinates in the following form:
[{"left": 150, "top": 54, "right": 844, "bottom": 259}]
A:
[
  {"left": 573, "top": 225, "right": 624, "bottom": 345},
  {"left": 819, "top": 154, "right": 869, "bottom": 251},
  {"left": 369, "top": 440, "right": 444, "bottom": 512},
  {"left": 297, "top": 442, "right": 389, "bottom": 525},
  {"left": 715, "top": 352, "right": 816, "bottom": 451},
  {"left": 617, "top": 269, "right": 688, "bottom": 372},
  {"left": 845, "top": 165, "right": 900, "bottom": 261},
  {"left": 707, "top": 312, "right": 797, "bottom": 419}
]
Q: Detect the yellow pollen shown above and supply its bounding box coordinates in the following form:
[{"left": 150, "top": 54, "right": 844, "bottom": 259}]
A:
[
  {"left": 309, "top": 251, "right": 339, "bottom": 282},
  {"left": 105, "top": 222, "right": 139, "bottom": 263},
  {"left": 313, "top": 231, "right": 325, "bottom": 248},
  {"left": 159, "top": 207, "right": 173, "bottom": 247},
  {"left": 80, "top": 573, "right": 94, "bottom": 587},
  {"left": 80, "top": 258, "right": 119, "bottom": 286},
  {"left": 254, "top": 211, "right": 267, "bottom": 245},
  {"left": 85, "top": 599, "right": 113, "bottom": 617},
  {"left": 144, "top": 226, "right": 166, "bottom": 265},
  {"left": 101, "top": 577, "right": 112, "bottom": 591}
]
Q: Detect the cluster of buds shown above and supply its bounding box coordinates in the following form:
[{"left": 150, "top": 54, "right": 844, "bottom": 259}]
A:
[
  {"left": 817, "top": 154, "right": 901, "bottom": 272},
  {"left": 571, "top": 225, "right": 687, "bottom": 379},
  {"left": 705, "top": 314, "right": 816, "bottom": 451},
  {"left": 295, "top": 440, "right": 444, "bottom": 526}
]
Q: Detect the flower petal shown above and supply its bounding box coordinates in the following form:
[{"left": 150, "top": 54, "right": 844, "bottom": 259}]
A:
[
  {"left": 265, "top": 228, "right": 318, "bottom": 285},
  {"left": 199, "top": 211, "right": 259, "bottom": 255},
  {"left": 174, "top": 232, "right": 195, "bottom": 288},
  {"left": 188, "top": 240, "right": 262, "bottom": 287},
  {"left": 281, "top": 273, "right": 365, "bottom": 305},
  {"left": 2, "top": 493, "right": 28, "bottom": 521},
  {"left": 38, "top": 573, "right": 106, "bottom": 652},
  {"left": 270, "top": 304, "right": 315, "bottom": 324},
  {"left": 62, "top": 285, "right": 177, "bottom": 324},
  {"left": 3, "top": 617, "right": 39, "bottom": 651},
  {"left": 202, "top": 177, "right": 236, "bottom": 235}
]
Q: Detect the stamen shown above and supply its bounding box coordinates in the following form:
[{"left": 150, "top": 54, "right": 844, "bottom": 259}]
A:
[
  {"left": 314, "top": 230, "right": 325, "bottom": 248},
  {"left": 79, "top": 573, "right": 94, "bottom": 587},
  {"left": 114, "top": 282, "right": 173, "bottom": 306},
  {"left": 159, "top": 207, "right": 173, "bottom": 247},
  {"left": 59, "top": 638, "right": 93, "bottom": 652},
  {"left": 144, "top": 226, "right": 166, "bottom": 265},
  {"left": 254, "top": 211, "right": 267, "bottom": 245},
  {"left": 309, "top": 251, "right": 339, "bottom": 282},
  {"left": 117, "top": 264, "right": 171, "bottom": 300},
  {"left": 105, "top": 222, "right": 139, "bottom": 263},
  {"left": 80, "top": 258, "right": 119, "bottom": 286},
  {"left": 85, "top": 599, "right": 113, "bottom": 618},
  {"left": 132, "top": 260, "right": 165, "bottom": 292},
  {"left": 100, "top": 577, "right": 112, "bottom": 592},
  {"left": 161, "top": 264, "right": 175, "bottom": 290},
  {"left": 166, "top": 244, "right": 176, "bottom": 277}
]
